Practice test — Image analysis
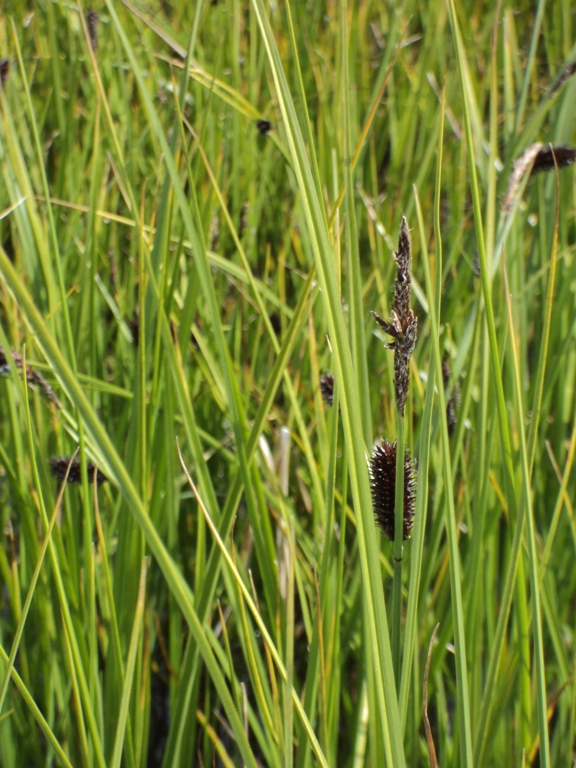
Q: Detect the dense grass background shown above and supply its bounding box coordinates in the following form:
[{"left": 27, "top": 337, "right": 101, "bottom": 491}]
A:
[{"left": 0, "top": 0, "right": 575, "bottom": 766}]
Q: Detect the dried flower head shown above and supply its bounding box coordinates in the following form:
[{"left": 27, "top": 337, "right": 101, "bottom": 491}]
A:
[
  {"left": 50, "top": 457, "right": 107, "bottom": 485},
  {"left": 86, "top": 9, "right": 99, "bottom": 51},
  {"left": 0, "top": 345, "right": 62, "bottom": 408},
  {"left": 502, "top": 143, "right": 543, "bottom": 212},
  {"left": 370, "top": 440, "right": 416, "bottom": 540},
  {"left": 256, "top": 119, "right": 272, "bottom": 135},
  {"left": 319, "top": 372, "right": 334, "bottom": 406},
  {"left": 371, "top": 217, "right": 417, "bottom": 417},
  {"left": 0, "top": 59, "right": 9, "bottom": 87}
]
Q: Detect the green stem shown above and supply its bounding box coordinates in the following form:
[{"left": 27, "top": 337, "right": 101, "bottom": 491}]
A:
[{"left": 391, "top": 413, "right": 405, "bottom": 683}]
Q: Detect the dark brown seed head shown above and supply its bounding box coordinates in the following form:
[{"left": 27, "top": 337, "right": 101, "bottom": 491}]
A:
[
  {"left": 50, "top": 457, "right": 107, "bottom": 485},
  {"left": 393, "top": 311, "right": 417, "bottom": 417},
  {"left": 319, "top": 372, "right": 334, "bottom": 406},
  {"left": 501, "top": 144, "right": 576, "bottom": 213},
  {"left": 86, "top": 9, "right": 99, "bottom": 51},
  {"left": 256, "top": 119, "right": 272, "bottom": 135},
  {"left": 530, "top": 145, "right": 576, "bottom": 174},
  {"left": 392, "top": 216, "right": 413, "bottom": 325},
  {"left": 370, "top": 440, "right": 416, "bottom": 541},
  {"left": 371, "top": 217, "right": 417, "bottom": 417},
  {"left": 0, "top": 59, "right": 9, "bottom": 87}
]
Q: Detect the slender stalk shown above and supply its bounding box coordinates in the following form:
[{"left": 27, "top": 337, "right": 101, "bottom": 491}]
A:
[{"left": 391, "top": 414, "right": 405, "bottom": 682}]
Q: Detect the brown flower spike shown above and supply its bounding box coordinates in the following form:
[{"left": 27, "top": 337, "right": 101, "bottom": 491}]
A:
[
  {"left": 86, "top": 9, "right": 99, "bottom": 51},
  {"left": 370, "top": 440, "right": 416, "bottom": 541},
  {"left": 319, "top": 372, "right": 335, "bottom": 406},
  {"left": 371, "top": 217, "right": 417, "bottom": 417},
  {"left": 502, "top": 144, "right": 576, "bottom": 212},
  {"left": 50, "top": 457, "right": 107, "bottom": 485}
]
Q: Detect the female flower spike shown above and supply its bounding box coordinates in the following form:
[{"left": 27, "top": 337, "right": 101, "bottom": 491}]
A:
[{"left": 370, "top": 440, "right": 416, "bottom": 540}]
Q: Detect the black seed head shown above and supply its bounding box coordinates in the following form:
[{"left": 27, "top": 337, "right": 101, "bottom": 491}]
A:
[
  {"left": 392, "top": 217, "right": 413, "bottom": 323},
  {"left": 50, "top": 457, "right": 107, "bottom": 485},
  {"left": 530, "top": 145, "right": 576, "bottom": 174},
  {"left": 501, "top": 143, "right": 576, "bottom": 213},
  {"left": 371, "top": 217, "right": 417, "bottom": 417},
  {"left": 370, "top": 440, "right": 416, "bottom": 541},
  {"left": 256, "top": 119, "right": 272, "bottom": 135},
  {"left": 319, "top": 372, "right": 334, "bottom": 406},
  {"left": 86, "top": 9, "right": 99, "bottom": 51}
]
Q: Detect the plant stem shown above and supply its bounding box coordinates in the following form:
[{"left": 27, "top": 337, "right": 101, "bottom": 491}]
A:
[{"left": 391, "top": 412, "right": 405, "bottom": 683}]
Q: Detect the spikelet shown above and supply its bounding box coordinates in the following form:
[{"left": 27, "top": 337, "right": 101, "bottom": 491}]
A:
[
  {"left": 370, "top": 440, "right": 416, "bottom": 541},
  {"left": 256, "top": 119, "right": 272, "bottom": 135},
  {"left": 319, "top": 372, "right": 334, "bottom": 406},
  {"left": 86, "top": 9, "right": 99, "bottom": 51},
  {"left": 530, "top": 145, "right": 576, "bottom": 174},
  {"left": 50, "top": 457, "right": 107, "bottom": 485},
  {"left": 502, "top": 144, "right": 576, "bottom": 212},
  {"left": 371, "top": 217, "right": 417, "bottom": 417}
]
